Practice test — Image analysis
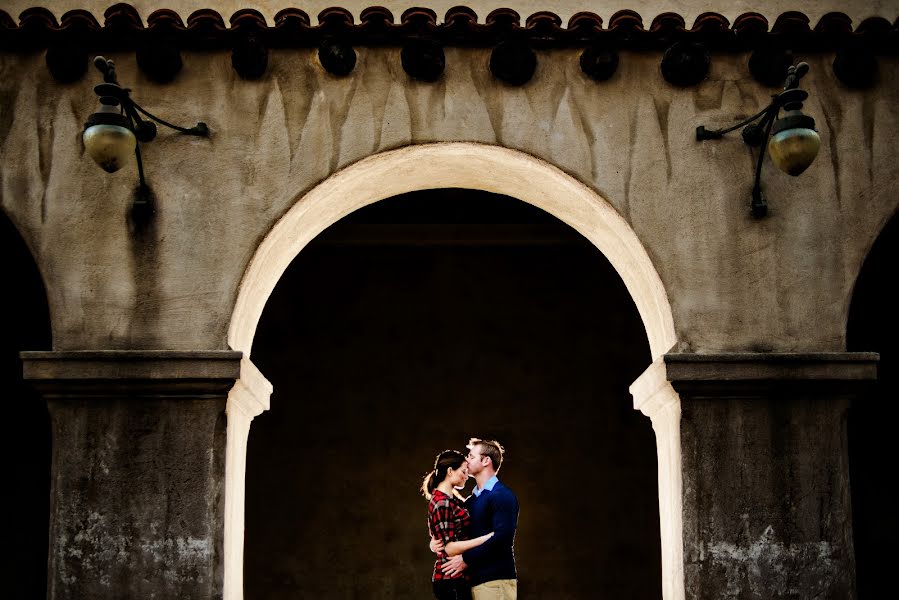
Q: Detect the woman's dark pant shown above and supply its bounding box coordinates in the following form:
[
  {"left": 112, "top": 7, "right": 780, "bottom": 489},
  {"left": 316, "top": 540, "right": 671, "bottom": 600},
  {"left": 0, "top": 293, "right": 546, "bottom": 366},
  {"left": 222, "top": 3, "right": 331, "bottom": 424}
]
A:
[{"left": 433, "top": 578, "right": 473, "bottom": 600}]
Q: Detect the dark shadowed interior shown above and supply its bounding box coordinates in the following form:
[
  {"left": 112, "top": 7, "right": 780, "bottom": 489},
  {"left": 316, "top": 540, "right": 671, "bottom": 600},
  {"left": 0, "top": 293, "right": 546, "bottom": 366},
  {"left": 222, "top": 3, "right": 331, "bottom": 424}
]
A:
[
  {"left": 245, "top": 189, "right": 661, "bottom": 599},
  {"left": 2, "top": 212, "right": 52, "bottom": 600},
  {"left": 847, "top": 211, "right": 899, "bottom": 600}
]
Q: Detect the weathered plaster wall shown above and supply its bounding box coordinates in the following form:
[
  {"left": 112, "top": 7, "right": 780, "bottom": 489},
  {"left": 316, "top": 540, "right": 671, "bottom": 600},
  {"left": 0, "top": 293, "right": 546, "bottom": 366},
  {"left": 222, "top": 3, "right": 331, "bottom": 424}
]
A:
[
  {"left": 680, "top": 394, "right": 854, "bottom": 599},
  {"left": 23, "top": 351, "right": 240, "bottom": 599},
  {"left": 1, "top": 46, "right": 897, "bottom": 353},
  {"left": 47, "top": 397, "right": 227, "bottom": 598}
]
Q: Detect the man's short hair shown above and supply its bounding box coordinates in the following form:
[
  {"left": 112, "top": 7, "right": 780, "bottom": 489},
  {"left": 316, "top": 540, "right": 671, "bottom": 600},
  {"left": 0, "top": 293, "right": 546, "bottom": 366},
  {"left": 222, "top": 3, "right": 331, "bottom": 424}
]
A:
[{"left": 468, "top": 437, "right": 505, "bottom": 472}]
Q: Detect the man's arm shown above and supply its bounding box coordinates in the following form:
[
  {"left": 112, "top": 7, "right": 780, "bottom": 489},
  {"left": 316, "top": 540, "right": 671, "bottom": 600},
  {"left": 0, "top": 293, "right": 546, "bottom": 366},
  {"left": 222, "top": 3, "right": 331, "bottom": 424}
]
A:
[
  {"left": 446, "top": 532, "right": 494, "bottom": 556},
  {"left": 461, "top": 490, "right": 518, "bottom": 567}
]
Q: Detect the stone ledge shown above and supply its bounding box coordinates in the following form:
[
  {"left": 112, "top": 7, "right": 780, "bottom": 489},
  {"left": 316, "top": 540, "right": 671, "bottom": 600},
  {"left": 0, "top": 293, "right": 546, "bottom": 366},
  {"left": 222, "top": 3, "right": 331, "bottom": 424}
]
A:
[
  {"left": 21, "top": 350, "right": 243, "bottom": 398},
  {"left": 664, "top": 352, "right": 879, "bottom": 397}
]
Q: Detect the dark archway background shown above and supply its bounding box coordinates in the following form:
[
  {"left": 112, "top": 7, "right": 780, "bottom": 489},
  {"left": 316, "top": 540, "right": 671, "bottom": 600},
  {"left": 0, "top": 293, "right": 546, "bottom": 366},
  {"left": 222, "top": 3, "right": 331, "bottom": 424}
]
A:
[
  {"left": 847, "top": 212, "right": 899, "bottom": 599},
  {"left": 1, "top": 212, "right": 52, "bottom": 599},
  {"left": 245, "top": 189, "right": 660, "bottom": 599}
]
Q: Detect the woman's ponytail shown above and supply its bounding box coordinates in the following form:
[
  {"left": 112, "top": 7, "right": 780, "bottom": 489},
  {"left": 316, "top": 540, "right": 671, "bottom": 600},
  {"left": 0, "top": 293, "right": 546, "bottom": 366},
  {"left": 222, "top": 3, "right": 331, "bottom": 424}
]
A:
[{"left": 420, "top": 468, "right": 439, "bottom": 500}]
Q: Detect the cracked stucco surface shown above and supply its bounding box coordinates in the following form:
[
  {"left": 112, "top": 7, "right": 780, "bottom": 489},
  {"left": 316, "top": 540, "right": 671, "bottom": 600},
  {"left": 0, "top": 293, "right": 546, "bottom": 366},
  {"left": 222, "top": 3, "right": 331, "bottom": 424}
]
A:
[{"left": 1, "top": 47, "right": 897, "bottom": 352}]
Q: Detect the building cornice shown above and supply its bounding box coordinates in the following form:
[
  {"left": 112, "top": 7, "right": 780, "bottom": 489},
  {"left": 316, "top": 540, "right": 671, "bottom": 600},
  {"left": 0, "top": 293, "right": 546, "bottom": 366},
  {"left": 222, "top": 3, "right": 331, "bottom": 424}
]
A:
[
  {"left": 2, "top": 4, "right": 896, "bottom": 52},
  {"left": 2, "top": 4, "right": 895, "bottom": 86}
]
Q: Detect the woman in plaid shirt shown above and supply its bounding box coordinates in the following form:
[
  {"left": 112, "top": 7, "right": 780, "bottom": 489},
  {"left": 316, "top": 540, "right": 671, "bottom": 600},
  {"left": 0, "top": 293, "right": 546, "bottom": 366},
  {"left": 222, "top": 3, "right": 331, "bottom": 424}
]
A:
[{"left": 422, "top": 450, "right": 495, "bottom": 600}]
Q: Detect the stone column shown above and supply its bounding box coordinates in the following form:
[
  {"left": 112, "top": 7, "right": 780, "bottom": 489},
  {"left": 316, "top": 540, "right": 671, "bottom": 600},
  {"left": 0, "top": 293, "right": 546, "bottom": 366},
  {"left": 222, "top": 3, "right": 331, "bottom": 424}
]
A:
[
  {"left": 22, "top": 350, "right": 245, "bottom": 600},
  {"left": 223, "top": 357, "right": 271, "bottom": 600},
  {"left": 631, "top": 357, "right": 686, "bottom": 600},
  {"left": 666, "top": 352, "right": 876, "bottom": 600}
]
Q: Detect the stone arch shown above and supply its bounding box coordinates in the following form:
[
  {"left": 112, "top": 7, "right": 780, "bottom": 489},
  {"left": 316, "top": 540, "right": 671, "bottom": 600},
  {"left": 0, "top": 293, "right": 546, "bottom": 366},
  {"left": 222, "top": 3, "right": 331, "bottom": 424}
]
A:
[
  {"left": 229, "top": 143, "right": 675, "bottom": 359},
  {"left": 225, "top": 142, "right": 683, "bottom": 600},
  {"left": 845, "top": 205, "right": 899, "bottom": 340},
  {"left": 0, "top": 208, "right": 52, "bottom": 331}
]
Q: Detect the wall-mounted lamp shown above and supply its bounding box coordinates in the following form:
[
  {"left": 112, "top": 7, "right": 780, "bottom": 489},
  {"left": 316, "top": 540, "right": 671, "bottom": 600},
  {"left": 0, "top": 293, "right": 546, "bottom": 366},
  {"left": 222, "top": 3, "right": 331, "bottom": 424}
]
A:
[
  {"left": 83, "top": 56, "right": 209, "bottom": 212},
  {"left": 697, "top": 62, "right": 820, "bottom": 218}
]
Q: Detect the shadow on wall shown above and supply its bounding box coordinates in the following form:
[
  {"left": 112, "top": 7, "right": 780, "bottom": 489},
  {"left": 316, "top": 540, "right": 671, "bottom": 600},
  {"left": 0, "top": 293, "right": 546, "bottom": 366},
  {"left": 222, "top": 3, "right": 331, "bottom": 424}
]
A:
[
  {"left": 1, "top": 212, "right": 52, "bottom": 600},
  {"left": 243, "top": 189, "right": 661, "bottom": 599},
  {"left": 847, "top": 211, "right": 899, "bottom": 600}
]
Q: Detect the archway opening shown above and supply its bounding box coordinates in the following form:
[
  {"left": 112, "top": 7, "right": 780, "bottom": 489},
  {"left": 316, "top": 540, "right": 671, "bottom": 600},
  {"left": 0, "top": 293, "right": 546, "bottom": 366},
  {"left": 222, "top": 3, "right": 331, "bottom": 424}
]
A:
[
  {"left": 243, "top": 188, "right": 661, "bottom": 598},
  {"left": 1, "top": 212, "right": 52, "bottom": 598},
  {"left": 847, "top": 212, "right": 899, "bottom": 599}
]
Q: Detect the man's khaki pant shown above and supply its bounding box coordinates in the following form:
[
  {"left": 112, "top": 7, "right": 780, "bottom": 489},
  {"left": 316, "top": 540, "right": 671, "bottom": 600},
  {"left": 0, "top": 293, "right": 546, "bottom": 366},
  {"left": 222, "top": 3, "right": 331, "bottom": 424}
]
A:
[{"left": 471, "top": 579, "right": 517, "bottom": 600}]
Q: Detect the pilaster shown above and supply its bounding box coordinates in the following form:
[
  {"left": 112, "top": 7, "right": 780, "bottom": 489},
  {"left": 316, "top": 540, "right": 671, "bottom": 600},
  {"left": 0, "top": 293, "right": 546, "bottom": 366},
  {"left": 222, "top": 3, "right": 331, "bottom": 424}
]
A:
[
  {"left": 22, "top": 350, "right": 244, "bottom": 600},
  {"left": 666, "top": 352, "right": 877, "bottom": 600}
]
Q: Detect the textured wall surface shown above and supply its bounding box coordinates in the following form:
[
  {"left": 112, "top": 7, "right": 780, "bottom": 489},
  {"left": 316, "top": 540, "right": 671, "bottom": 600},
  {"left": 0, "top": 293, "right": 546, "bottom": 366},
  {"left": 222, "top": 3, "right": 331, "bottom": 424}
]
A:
[
  {"left": 674, "top": 372, "right": 862, "bottom": 600},
  {"left": 45, "top": 396, "right": 227, "bottom": 598},
  {"left": 1, "top": 48, "right": 896, "bottom": 353},
  {"left": 20, "top": 351, "right": 241, "bottom": 600}
]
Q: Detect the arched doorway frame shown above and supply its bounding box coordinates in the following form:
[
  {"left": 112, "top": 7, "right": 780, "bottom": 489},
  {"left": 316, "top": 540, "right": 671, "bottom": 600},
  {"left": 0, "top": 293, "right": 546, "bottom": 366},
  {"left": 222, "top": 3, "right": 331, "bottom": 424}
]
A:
[
  {"left": 845, "top": 205, "right": 899, "bottom": 337},
  {"left": 225, "top": 142, "right": 683, "bottom": 600}
]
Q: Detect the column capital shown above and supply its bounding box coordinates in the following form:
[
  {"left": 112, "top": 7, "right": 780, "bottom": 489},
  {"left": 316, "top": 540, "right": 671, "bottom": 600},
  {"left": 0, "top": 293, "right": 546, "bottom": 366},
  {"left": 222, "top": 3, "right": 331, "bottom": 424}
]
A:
[
  {"left": 227, "top": 356, "right": 272, "bottom": 420},
  {"left": 663, "top": 352, "right": 878, "bottom": 398},
  {"left": 631, "top": 356, "right": 680, "bottom": 421},
  {"left": 21, "top": 350, "right": 243, "bottom": 398}
]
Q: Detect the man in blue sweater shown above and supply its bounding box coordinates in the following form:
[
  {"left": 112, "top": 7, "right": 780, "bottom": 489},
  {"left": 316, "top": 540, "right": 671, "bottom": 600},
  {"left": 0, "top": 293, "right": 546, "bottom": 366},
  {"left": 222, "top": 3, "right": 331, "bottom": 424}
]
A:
[{"left": 440, "top": 437, "right": 519, "bottom": 599}]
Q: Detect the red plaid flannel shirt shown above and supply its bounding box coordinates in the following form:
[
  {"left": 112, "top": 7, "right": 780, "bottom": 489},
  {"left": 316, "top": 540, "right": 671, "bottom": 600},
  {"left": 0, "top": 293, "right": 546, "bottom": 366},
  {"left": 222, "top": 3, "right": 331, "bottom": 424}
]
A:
[{"left": 427, "top": 489, "right": 471, "bottom": 581}]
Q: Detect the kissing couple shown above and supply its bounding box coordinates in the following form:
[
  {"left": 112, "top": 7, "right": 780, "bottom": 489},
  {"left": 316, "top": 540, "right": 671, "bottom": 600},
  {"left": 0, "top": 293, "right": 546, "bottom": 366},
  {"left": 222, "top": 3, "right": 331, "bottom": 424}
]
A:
[{"left": 421, "top": 438, "right": 520, "bottom": 600}]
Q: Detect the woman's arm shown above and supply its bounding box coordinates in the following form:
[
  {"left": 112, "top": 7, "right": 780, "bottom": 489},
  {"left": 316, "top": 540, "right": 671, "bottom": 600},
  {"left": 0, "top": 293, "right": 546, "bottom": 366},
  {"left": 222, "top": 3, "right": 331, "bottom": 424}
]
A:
[{"left": 445, "top": 532, "right": 494, "bottom": 556}]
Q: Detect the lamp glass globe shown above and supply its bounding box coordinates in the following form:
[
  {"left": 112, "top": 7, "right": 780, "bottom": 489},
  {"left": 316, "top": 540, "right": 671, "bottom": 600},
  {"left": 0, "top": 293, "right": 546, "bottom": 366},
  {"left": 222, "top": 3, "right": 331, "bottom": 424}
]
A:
[
  {"left": 83, "top": 124, "right": 136, "bottom": 173},
  {"left": 767, "top": 127, "right": 821, "bottom": 176}
]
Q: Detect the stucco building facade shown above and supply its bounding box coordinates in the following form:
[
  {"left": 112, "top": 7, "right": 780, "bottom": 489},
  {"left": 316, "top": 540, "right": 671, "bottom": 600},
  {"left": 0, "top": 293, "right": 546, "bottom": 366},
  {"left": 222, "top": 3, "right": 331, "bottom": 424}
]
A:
[{"left": 2, "top": 1, "right": 897, "bottom": 598}]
